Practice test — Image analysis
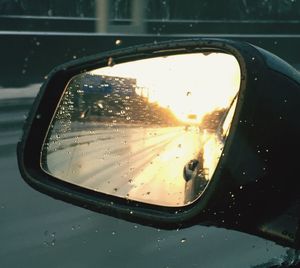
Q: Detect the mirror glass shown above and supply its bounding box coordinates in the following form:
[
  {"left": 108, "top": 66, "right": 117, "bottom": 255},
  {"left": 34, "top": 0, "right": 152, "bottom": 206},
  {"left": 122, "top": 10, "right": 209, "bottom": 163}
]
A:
[{"left": 41, "top": 52, "right": 240, "bottom": 207}]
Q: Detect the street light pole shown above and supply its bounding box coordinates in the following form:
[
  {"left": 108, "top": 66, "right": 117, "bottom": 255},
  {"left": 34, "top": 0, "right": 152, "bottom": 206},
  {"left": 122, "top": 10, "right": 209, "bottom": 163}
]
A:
[{"left": 95, "top": 0, "right": 147, "bottom": 34}]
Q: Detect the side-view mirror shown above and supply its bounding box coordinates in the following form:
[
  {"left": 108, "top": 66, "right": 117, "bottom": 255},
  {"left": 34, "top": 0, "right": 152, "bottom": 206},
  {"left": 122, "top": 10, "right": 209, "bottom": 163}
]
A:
[{"left": 18, "top": 38, "right": 300, "bottom": 249}]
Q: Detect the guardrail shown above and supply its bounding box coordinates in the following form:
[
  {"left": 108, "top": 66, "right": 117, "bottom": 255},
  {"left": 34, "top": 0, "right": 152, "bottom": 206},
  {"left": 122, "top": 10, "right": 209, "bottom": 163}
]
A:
[
  {"left": 1, "top": 31, "right": 300, "bottom": 87},
  {"left": 1, "top": 16, "right": 300, "bottom": 34}
]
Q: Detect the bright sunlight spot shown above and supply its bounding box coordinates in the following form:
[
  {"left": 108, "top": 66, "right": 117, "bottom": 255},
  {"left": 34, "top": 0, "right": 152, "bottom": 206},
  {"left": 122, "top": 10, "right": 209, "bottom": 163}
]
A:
[{"left": 91, "top": 52, "right": 240, "bottom": 123}]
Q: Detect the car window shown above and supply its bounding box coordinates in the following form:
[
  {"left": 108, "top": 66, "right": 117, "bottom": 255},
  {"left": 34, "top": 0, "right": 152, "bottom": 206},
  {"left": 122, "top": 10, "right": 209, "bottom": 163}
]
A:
[{"left": 1, "top": 1, "right": 300, "bottom": 267}]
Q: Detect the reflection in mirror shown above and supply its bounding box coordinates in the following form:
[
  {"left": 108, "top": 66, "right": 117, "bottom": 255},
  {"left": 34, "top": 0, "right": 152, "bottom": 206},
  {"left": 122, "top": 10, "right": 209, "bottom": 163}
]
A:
[{"left": 41, "top": 52, "right": 240, "bottom": 207}]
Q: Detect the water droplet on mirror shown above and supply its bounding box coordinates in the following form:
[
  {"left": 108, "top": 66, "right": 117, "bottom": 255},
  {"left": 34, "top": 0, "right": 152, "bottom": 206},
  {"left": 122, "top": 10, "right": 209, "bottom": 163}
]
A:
[
  {"left": 115, "top": 39, "right": 122, "bottom": 45},
  {"left": 108, "top": 57, "right": 115, "bottom": 67}
]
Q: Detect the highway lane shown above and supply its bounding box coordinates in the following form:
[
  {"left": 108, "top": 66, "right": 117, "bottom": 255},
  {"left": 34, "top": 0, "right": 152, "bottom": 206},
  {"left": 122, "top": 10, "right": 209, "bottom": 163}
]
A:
[{"left": 45, "top": 124, "right": 203, "bottom": 206}]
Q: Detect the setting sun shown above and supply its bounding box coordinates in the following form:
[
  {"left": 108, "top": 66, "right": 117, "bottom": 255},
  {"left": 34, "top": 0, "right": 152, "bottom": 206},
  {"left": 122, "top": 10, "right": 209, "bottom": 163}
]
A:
[{"left": 91, "top": 52, "right": 241, "bottom": 123}]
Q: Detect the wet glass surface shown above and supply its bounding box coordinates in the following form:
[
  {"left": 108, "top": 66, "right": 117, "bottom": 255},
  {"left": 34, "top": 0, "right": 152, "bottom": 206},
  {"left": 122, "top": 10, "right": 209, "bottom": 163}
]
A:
[{"left": 41, "top": 52, "right": 240, "bottom": 206}]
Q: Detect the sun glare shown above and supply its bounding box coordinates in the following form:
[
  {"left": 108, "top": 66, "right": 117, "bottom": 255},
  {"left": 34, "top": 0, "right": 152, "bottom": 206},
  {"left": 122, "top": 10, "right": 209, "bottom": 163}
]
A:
[{"left": 91, "top": 52, "right": 240, "bottom": 123}]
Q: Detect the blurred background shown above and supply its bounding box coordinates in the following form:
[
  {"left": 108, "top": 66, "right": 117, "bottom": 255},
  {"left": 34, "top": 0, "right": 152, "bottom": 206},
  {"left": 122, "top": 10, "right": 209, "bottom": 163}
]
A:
[{"left": 1, "top": 0, "right": 300, "bottom": 34}]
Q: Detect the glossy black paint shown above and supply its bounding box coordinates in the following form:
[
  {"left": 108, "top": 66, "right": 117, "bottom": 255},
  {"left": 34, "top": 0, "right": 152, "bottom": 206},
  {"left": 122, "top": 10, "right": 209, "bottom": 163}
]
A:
[{"left": 17, "top": 38, "right": 300, "bottom": 249}]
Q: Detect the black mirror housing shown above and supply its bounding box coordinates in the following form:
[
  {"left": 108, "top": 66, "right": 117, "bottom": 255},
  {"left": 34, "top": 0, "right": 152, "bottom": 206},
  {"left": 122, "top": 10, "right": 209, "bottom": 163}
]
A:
[{"left": 17, "top": 38, "right": 300, "bottom": 249}]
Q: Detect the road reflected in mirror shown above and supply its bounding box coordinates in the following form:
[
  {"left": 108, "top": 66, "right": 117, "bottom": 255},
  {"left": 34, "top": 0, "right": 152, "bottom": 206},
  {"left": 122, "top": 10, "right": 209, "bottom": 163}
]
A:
[{"left": 41, "top": 52, "right": 240, "bottom": 207}]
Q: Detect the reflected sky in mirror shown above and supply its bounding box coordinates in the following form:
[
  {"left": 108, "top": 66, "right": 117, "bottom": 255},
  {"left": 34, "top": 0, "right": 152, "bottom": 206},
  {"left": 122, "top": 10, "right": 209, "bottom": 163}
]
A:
[{"left": 41, "top": 52, "right": 240, "bottom": 207}]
